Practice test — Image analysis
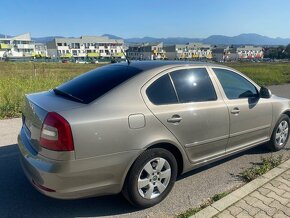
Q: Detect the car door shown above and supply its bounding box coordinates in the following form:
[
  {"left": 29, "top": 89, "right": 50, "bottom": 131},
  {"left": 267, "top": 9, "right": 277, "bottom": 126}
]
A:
[
  {"left": 142, "top": 67, "right": 229, "bottom": 164},
  {"left": 211, "top": 67, "right": 273, "bottom": 153}
]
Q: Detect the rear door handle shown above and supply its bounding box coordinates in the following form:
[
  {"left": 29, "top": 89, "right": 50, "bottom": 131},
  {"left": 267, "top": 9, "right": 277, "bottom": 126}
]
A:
[
  {"left": 167, "top": 115, "right": 182, "bottom": 123},
  {"left": 231, "top": 107, "right": 240, "bottom": 115}
]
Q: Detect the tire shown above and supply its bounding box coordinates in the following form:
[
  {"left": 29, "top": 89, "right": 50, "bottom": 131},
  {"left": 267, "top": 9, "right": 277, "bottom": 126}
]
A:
[
  {"left": 267, "top": 114, "right": 290, "bottom": 151},
  {"left": 122, "top": 148, "right": 178, "bottom": 208}
]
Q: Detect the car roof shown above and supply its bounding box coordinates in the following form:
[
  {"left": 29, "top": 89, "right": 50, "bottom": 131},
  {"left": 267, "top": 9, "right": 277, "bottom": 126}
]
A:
[{"left": 114, "top": 60, "right": 224, "bottom": 71}]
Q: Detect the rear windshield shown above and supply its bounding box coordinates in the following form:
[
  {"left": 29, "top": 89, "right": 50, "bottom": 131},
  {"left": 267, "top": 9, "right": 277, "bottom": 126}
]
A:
[{"left": 55, "top": 64, "right": 143, "bottom": 104}]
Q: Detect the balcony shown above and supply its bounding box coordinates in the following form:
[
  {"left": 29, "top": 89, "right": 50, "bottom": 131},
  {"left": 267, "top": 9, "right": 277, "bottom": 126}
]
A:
[
  {"left": 61, "top": 53, "right": 73, "bottom": 58},
  {"left": 0, "top": 43, "right": 13, "bottom": 49},
  {"left": 16, "top": 44, "right": 35, "bottom": 49},
  {"left": 87, "top": 52, "right": 100, "bottom": 58},
  {"left": 112, "top": 52, "right": 123, "bottom": 58}
]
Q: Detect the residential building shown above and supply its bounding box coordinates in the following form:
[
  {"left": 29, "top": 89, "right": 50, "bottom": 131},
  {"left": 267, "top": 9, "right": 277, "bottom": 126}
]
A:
[
  {"left": 187, "top": 43, "right": 212, "bottom": 59},
  {"left": 34, "top": 43, "right": 48, "bottom": 57},
  {"left": 126, "top": 42, "right": 166, "bottom": 60},
  {"left": 0, "top": 33, "right": 35, "bottom": 59},
  {"left": 46, "top": 36, "right": 124, "bottom": 59},
  {"left": 237, "top": 45, "right": 264, "bottom": 59},
  {"left": 163, "top": 44, "right": 187, "bottom": 59},
  {"left": 163, "top": 43, "right": 212, "bottom": 60},
  {"left": 212, "top": 46, "right": 239, "bottom": 62}
]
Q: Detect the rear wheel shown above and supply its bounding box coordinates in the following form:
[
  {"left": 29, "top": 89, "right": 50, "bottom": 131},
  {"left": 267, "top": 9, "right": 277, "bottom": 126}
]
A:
[
  {"left": 267, "top": 114, "right": 290, "bottom": 151},
  {"left": 123, "top": 148, "right": 177, "bottom": 208}
]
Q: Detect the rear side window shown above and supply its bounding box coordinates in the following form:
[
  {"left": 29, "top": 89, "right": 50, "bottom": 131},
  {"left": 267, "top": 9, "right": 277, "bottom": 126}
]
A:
[
  {"left": 146, "top": 74, "right": 178, "bottom": 105},
  {"left": 170, "top": 68, "right": 217, "bottom": 103},
  {"left": 55, "top": 65, "right": 142, "bottom": 104}
]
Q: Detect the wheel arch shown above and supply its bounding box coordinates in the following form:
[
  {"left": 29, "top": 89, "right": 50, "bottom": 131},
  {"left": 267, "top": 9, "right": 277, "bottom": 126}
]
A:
[
  {"left": 282, "top": 110, "right": 290, "bottom": 118},
  {"left": 146, "top": 142, "right": 184, "bottom": 176},
  {"left": 122, "top": 141, "right": 185, "bottom": 192}
]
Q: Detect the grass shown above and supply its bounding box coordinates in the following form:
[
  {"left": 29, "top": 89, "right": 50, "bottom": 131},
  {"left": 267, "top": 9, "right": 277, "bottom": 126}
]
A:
[
  {"left": 0, "top": 62, "right": 100, "bottom": 119},
  {"left": 1, "top": 61, "right": 290, "bottom": 119},
  {"left": 240, "top": 154, "right": 284, "bottom": 182},
  {"left": 224, "top": 62, "right": 290, "bottom": 86},
  {"left": 176, "top": 189, "right": 234, "bottom": 218}
]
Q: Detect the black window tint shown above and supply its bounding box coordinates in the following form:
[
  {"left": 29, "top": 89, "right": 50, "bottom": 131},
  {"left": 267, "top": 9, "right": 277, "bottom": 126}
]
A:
[
  {"left": 170, "top": 68, "right": 217, "bottom": 103},
  {"left": 55, "top": 65, "right": 142, "bottom": 104},
  {"left": 146, "top": 74, "right": 178, "bottom": 105},
  {"left": 213, "top": 68, "right": 258, "bottom": 99}
]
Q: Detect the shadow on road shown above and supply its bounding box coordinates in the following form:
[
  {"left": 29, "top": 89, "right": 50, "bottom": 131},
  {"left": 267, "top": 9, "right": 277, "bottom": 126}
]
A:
[
  {"left": 178, "top": 143, "right": 272, "bottom": 181},
  {"left": 0, "top": 143, "right": 284, "bottom": 217},
  {"left": 0, "top": 144, "right": 138, "bottom": 218}
]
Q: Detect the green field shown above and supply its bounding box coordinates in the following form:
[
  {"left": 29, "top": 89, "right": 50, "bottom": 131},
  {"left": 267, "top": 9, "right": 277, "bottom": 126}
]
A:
[
  {"left": 225, "top": 62, "right": 290, "bottom": 86},
  {"left": 0, "top": 61, "right": 290, "bottom": 119},
  {"left": 0, "top": 62, "right": 99, "bottom": 119}
]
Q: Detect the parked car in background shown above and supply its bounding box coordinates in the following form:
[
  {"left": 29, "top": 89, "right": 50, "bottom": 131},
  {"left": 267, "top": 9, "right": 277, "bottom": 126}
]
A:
[
  {"left": 75, "top": 60, "right": 89, "bottom": 64},
  {"left": 18, "top": 61, "right": 290, "bottom": 208},
  {"left": 61, "top": 59, "right": 69, "bottom": 63}
]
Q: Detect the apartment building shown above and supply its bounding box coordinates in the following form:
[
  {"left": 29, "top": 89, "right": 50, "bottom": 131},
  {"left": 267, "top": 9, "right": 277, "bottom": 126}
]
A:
[
  {"left": 163, "top": 44, "right": 188, "bottom": 59},
  {"left": 34, "top": 43, "right": 48, "bottom": 57},
  {"left": 163, "top": 43, "right": 212, "bottom": 60},
  {"left": 46, "top": 36, "right": 124, "bottom": 59},
  {"left": 188, "top": 43, "right": 212, "bottom": 59},
  {"left": 126, "top": 42, "right": 166, "bottom": 60},
  {"left": 0, "top": 33, "right": 35, "bottom": 59},
  {"left": 237, "top": 45, "right": 264, "bottom": 59},
  {"left": 212, "top": 46, "right": 239, "bottom": 62}
]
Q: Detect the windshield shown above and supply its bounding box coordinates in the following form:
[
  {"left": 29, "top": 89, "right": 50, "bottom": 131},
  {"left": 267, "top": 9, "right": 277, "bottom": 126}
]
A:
[{"left": 55, "top": 64, "right": 143, "bottom": 104}]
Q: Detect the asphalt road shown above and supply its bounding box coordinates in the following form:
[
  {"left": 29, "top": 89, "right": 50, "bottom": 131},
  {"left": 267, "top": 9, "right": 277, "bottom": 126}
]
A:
[{"left": 0, "top": 84, "right": 290, "bottom": 218}]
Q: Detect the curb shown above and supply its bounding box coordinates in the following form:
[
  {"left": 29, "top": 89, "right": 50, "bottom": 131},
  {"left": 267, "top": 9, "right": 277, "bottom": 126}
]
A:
[{"left": 190, "top": 158, "right": 290, "bottom": 218}]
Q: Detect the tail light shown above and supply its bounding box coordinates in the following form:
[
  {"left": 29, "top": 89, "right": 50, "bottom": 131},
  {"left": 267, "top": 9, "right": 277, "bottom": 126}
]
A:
[{"left": 40, "top": 112, "right": 74, "bottom": 151}]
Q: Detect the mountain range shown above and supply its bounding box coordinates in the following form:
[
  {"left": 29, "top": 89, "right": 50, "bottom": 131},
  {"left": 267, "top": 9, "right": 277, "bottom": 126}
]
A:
[
  {"left": 123, "top": 34, "right": 290, "bottom": 45},
  {"left": 1, "top": 33, "right": 290, "bottom": 45}
]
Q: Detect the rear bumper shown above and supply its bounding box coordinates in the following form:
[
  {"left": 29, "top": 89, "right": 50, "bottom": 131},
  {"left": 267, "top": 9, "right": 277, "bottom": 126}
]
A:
[{"left": 18, "top": 127, "right": 141, "bottom": 199}]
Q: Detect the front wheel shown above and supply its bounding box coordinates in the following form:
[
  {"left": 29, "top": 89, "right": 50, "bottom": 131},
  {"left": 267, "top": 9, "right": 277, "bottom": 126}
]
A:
[
  {"left": 122, "top": 148, "right": 178, "bottom": 208},
  {"left": 267, "top": 114, "right": 290, "bottom": 151}
]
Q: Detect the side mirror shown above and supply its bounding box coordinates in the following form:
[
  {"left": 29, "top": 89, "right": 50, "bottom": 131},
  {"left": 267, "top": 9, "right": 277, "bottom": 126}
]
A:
[{"left": 259, "top": 86, "right": 272, "bottom": 98}]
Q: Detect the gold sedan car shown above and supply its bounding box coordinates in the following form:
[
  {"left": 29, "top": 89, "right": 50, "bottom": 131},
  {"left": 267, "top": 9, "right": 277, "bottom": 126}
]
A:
[{"left": 18, "top": 61, "right": 290, "bottom": 208}]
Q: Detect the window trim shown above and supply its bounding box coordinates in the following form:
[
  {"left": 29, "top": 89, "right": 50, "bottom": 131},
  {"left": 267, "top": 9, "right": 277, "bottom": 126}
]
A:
[
  {"left": 168, "top": 73, "right": 180, "bottom": 103},
  {"left": 210, "top": 67, "right": 261, "bottom": 101},
  {"left": 169, "top": 68, "right": 218, "bottom": 103},
  {"left": 143, "top": 66, "right": 219, "bottom": 106},
  {"left": 145, "top": 73, "right": 179, "bottom": 106}
]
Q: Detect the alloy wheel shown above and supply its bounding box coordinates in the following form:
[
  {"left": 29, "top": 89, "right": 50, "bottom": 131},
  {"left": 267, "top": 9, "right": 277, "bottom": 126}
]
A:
[
  {"left": 275, "top": 120, "right": 289, "bottom": 146},
  {"left": 137, "top": 157, "right": 171, "bottom": 199}
]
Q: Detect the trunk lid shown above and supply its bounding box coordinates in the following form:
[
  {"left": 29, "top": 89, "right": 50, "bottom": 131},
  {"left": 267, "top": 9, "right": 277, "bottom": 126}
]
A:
[{"left": 22, "top": 91, "right": 84, "bottom": 160}]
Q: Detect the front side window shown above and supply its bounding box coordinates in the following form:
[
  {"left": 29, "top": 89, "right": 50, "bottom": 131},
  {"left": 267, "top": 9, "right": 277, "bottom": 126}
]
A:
[
  {"left": 170, "top": 68, "right": 217, "bottom": 103},
  {"left": 213, "top": 68, "right": 258, "bottom": 99},
  {"left": 146, "top": 74, "right": 178, "bottom": 105}
]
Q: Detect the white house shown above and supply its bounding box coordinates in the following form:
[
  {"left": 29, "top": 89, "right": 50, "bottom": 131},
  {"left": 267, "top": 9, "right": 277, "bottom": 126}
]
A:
[
  {"left": 0, "top": 33, "right": 35, "bottom": 59},
  {"left": 46, "top": 36, "right": 125, "bottom": 59},
  {"left": 237, "top": 45, "right": 264, "bottom": 59}
]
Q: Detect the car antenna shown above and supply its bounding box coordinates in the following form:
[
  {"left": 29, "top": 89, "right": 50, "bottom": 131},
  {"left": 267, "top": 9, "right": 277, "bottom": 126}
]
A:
[{"left": 115, "top": 40, "right": 130, "bottom": 65}]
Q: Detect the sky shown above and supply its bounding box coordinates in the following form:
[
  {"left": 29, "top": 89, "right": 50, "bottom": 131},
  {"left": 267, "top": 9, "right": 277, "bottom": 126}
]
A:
[{"left": 1, "top": 0, "right": 290, "bottom": 38}]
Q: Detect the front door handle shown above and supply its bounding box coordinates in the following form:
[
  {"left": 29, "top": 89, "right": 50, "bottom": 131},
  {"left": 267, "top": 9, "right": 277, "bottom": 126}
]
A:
[
  {"left": 231, "top": 107, "right": 240, "bottom": 115},
  {"left": 167, "top": 115, "right": 182, "bottom": 123}
]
